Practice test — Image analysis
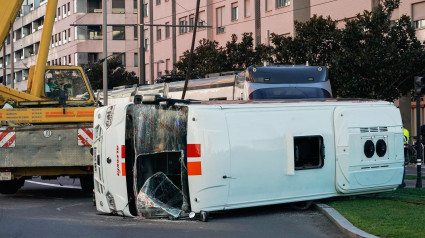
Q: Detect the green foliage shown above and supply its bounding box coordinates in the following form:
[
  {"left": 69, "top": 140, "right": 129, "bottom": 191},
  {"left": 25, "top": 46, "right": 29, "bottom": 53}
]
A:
[
  {"left": 84, "top": 55, "right": 139, "bottom": 90},
  {"left": 174, "top": 39, "right": 231, "bottom": 77},
  {"left": 225, "top": 33, "right": 273, "bottom": 70},
  {"left": 272, "top": 0, "right": 425, "bottom": 101}
]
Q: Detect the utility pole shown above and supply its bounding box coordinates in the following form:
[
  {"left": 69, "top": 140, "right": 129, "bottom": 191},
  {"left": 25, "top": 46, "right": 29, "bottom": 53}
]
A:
[
  {"left": 181, "top": 0, "right": 200, "bottom": 99},
  {"left": 138, "top": 0, "right": 145, "bottom": 84},
  {"left": 102, "top": 0, "right": 108, "bottom": 105},
  {"left": 414, "top": 76, "right": 424, "bottom": 188}
]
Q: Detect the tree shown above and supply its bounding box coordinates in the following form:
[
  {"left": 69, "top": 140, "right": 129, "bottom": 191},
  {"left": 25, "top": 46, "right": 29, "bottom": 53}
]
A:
[
  {"left": 84, "top": 55, "right": 139, "bottom": 91},
  {"left": 271, "top": 0, "right": 425, "bottom": 101},
  {"left": 225, "top": 33, "right": 273, "bottom": 70},
  {"left": 174, "top": 39, "right": 231, "bottom": 77}
]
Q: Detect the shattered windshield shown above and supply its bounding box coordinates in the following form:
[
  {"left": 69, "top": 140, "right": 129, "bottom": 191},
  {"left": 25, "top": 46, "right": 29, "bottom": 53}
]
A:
[{"left": 133, "top": 104, "right": 189, "bottom": 218}]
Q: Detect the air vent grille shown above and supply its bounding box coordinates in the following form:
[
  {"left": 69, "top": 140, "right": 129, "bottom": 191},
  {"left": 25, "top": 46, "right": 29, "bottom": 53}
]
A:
[{"left": 360, "top": 127, "right": 388, "bottom": 133}]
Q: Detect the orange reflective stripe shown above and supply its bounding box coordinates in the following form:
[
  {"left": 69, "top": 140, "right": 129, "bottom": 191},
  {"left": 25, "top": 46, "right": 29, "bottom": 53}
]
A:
[
  {"left": 187, "top": 161, "right": 202, "bottom": 176},
  {"left": 121, "top": 163, "right": 126, "bottom": 176}
]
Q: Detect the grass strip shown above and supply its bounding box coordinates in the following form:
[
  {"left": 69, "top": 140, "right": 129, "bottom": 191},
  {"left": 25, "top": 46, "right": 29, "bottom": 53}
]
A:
[{"left": 326, "top": 188, "right": 425, "bottom": 238}]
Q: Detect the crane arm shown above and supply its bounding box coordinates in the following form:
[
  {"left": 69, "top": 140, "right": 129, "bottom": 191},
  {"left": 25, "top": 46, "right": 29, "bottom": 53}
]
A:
[{"left": 0, "top": 0, "right": 24, "bottom": 52}]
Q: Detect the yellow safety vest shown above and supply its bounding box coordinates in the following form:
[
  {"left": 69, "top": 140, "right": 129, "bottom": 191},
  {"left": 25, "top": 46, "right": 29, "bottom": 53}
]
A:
[{"left": 403, "top": 128, "right": 409, "bottom": 144}]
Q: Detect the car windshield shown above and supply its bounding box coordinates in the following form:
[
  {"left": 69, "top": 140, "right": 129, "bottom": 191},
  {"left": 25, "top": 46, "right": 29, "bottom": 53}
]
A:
[{"left": 249, "top": 87, "right": 332, "bottom": 100}]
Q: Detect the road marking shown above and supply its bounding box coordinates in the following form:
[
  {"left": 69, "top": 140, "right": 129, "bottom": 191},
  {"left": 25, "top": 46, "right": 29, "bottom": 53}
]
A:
[{"left": 27, "top": 180, "right": 81, "bottom": 189}]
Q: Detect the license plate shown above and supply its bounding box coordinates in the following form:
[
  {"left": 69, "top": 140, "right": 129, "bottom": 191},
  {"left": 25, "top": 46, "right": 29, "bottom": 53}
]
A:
[{"left": 0, "top": 172, "right": 11, "bottom": 180}]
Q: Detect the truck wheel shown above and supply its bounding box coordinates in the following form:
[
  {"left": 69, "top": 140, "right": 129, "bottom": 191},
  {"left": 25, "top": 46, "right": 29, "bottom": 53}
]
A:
[
  {"left": 199, "top": 211, "right": 209, "bottom": 222},
  {"left": 80, "top": 175, "right": 94, "bottom": 193},
  {"left": 0, "top": 179, "right": 24, "bottom": 194}
]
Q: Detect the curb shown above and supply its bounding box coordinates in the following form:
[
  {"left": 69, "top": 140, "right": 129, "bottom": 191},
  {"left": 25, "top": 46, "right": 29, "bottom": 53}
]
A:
[{"left": 315, "top": 203, "right": 378, "bottom": 238}]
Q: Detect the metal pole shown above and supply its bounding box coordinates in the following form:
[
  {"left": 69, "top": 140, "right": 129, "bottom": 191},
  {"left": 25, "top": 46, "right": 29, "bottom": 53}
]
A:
[
  {"left": 181, "top": 0, "right": 200, "bottom": 99},
  {"left": 138, "top": 0, "right": 145, "bottom": 84},
  {"left": 102, "top": 0, "right": 108, "bottom": 105},
  {"left": 2, "top": 42, "right": 6, "bottom": 85},
  {"left": 10, "top": 28, "right": 14, "bottom": 89},
  {"left": 416, "top": 91, "right": 423, "bottom": 188}
]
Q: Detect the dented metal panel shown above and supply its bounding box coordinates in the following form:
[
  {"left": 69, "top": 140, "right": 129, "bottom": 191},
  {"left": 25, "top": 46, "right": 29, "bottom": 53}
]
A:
[{"left": 0, "top": 123, "right": 92, "bottom": 168}]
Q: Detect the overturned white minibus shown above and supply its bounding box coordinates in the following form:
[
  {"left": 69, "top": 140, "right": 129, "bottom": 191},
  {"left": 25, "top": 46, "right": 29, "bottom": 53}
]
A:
[{"left": 93, "top": 98, "right": 404, "bottom": 221}]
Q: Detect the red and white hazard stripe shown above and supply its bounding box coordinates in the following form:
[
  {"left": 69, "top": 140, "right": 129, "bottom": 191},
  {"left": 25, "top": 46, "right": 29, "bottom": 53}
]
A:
[
  {"left": 78, "top": 128, "right": 93, "bottom": 146},
  {"left": 0, "top": 127, "right": 15, "bottom": 148}
]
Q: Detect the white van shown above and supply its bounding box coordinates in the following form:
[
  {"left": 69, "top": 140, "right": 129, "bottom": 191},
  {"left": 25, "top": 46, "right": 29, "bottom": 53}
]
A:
[{"left": 93, "top": 98, "right": 404, "bottom": 220}]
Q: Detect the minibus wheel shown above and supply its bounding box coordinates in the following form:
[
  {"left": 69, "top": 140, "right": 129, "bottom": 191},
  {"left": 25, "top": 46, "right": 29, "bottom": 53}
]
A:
[{"left": 199, "top": 211, "right": 209, "bottom": 222}]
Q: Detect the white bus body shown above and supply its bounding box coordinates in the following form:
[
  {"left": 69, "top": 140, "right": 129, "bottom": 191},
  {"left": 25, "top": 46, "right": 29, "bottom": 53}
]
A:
[
  {"left": 93, "top": 99, "right": 404, "bottom": 218},
  {"left": 105, "top": 65, "right": 332, "bottom": 105}
]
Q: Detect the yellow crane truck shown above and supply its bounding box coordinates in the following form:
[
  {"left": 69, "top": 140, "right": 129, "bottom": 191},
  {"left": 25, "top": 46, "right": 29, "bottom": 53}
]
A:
[{"left": 0, "top": 0, "right": 97, "bottom": 193}]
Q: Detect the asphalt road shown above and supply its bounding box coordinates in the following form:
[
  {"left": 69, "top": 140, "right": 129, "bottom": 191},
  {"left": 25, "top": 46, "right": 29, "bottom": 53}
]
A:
[{"left": 0, "top": 177, "right": 345, "bottom": 238}]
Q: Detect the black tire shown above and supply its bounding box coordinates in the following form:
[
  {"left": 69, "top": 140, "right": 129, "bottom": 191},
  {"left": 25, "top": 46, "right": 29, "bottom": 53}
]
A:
[
  {"left": 0, "top": 179, "right": 24, "bottom": 194},
  {"left": 291, "top": 201, "right": 313, "bottom": 210},
  {"left": 199, "top": 211, "right": 209, "bottom": 222},
  {"left": 80, "top": 175, "right": 94, "bottom": 193}
]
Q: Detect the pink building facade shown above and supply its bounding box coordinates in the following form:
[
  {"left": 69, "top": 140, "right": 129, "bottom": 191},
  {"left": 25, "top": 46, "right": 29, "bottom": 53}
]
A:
[{"left": 0, "top": 0, "right": 424, "bottom": 90}]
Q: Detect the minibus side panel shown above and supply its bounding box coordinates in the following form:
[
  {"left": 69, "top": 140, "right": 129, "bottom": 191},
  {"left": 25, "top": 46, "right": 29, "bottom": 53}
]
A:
[
  {"left": 224, "top": 106, "right": 336, "bottom": 209},
  {"left": 187, "top": 107, "right": 231, "bottom": 213}
]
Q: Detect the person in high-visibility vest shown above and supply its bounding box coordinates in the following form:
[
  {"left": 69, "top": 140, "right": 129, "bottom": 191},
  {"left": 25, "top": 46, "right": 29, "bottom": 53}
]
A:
[
  {"left": 403, "top": 128, "right": 409, "bottom": 144},
  {"left": 400, "top": 128, "right": 409, "bottom": 188}
]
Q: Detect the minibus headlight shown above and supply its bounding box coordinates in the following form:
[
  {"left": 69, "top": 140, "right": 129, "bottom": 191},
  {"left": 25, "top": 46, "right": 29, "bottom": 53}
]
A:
[
  {"left": 376, "top": 139, "right": 387, "bottom": 157},
  {"left": 104, "top": 106, "right": 115, "bottom": 129},
  {"left": 364, "top": 140, "right": 375, "bottom": 158},
  {"left": 105, "top": 191, "right": 116, "bottom": 212}
]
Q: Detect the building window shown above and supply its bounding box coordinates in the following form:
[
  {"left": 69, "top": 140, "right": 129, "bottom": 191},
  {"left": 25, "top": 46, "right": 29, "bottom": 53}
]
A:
[
  {"left": 157, "top": 27, "right": 162, "bottom": 41},
  {"left": 414, "top": 19, "right": 425, "bottom": 29},
  {"left": 68, "top": 2, "right": 71, "bottom": 15},
  {"left": 63, "top": 56, "right": 67, "bottom": 65},
  {"left": 68, "top": 55, "right": 71, "bottom": 65},
  {"left": 144, "top": 37, "right": 149, "bottom": 51},
  {"left": 179, "top": 17, "right": 187, "bottom": 34},
  {"left": 133, "top": 0, "right": 137, "bottom": 13},
  {"left": 113, "top": 52, "right": 125, "bottom": 66},
  {"left": 156, "top": 0, "right": 161, "bottom": 5},
  {"left": 231, "top": 2, "right": 238, "bottom": 21},
  {"left": 57, "top": 8, "right": 61, "bottom": 19},
  {"left": 88, "top": 25, "right": 102, "bottom": 40},
  {"left": 266, "top": 0, "right": 273, "bottom": 11},
  {"left": 144, "top": 3, "right": 148, "bottom": 17},
  {"left": 112, "top": 0, "right": 125, "bottom": 14},
  {"left": 63, "top": 31, "right": 66, "bottom": 44},
  {"left": 165, "top": 22, "right": 170, "bottom": 38},
  {"left": 216, "top": 7, "right": 225, "bottom": 34},
  {"left": 134, "top": 26, "right": 138, "bottom": 39},
  {"left": 294, "top": 136, "right": 324, "bottom": 170},
  {"left": 244, "top": 0, "right": 250, "bottom": 17},
  {"left": 189, "top": 15, "right": 194, "bottom": 32},
  {"left": 68, "top": 28, "right": 71, "bottom": 41},
  {"left": 276, "top": 0, "right": 290, "bottom": 8},
  {"left": 134, "top": 53, "right": 138, "bottom": 67},
  {"left": 58, "top": 33, "right": 61, "bottom": 45},
  {"left": 112, "top": 26, "right": 125, "bottom": 40},
  {"left": 62, "top": 5, "right": 66, "bottom": 18}
]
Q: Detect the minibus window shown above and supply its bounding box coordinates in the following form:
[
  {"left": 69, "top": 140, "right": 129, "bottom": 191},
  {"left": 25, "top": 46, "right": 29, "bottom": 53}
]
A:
[{"left": 294, "top": 136, "right": 324, "bottom": 170}]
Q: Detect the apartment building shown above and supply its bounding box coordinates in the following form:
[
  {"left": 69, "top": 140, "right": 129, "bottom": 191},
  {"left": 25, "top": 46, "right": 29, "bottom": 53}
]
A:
[{"left": 1, "top": 0, "right": 424, "bottom": 89}]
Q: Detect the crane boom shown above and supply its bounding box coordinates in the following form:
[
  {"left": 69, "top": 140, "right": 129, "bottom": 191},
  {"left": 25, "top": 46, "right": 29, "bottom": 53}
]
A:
[{"left": 0, "top": 0, "right": 24, "bottom": 52}]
